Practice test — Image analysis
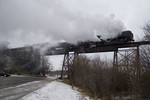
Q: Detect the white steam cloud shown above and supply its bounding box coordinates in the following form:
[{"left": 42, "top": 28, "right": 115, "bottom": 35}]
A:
[{"left": 0, "top": 0, "right": 125, "bottom": 47}]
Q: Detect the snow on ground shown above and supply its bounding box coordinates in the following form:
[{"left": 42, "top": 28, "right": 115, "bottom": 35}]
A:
[
  {"left": 20, "top": 81, "right": 91, "bottom": 100},
  {"left": 11, "top": 74, "right": 28, "bottom": 77},
  {"left": 46, "top": 75, "right": 57, "bottom": 80},
  {"left": 0, "top": 81, "right": 41, "bottom": 91}
]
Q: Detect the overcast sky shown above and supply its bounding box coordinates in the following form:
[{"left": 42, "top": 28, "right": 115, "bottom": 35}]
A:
[{"left": 0, "top": 0, "right": 150, "bottom": 48}]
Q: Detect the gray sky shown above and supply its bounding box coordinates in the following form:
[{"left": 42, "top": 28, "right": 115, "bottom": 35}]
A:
[{"left": 0, "top": 0, "right": 150, "bottom": 48}]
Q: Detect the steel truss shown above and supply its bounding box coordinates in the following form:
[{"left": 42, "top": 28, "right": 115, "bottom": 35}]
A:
[
  {"left": 60, "top": 52, "right": 78, "bottom": 79},
  {"left": 113, "top": 46, "right": 141, "bottom": 77}
]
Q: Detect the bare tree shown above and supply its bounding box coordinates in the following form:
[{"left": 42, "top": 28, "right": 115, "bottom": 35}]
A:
[
  {"left": 142, "top": 21, "right": 150, "bottom": 72},
  {"left": 40, "top": 56, "right": 53, "bottom": 76},
  {"left": 10, "top": 49, "right": 53, "bottom": 76},
  {"left": 143, "top": 21, "right": 150, "bottom": 40},
  {"left": 0, "top": 41, "right": 9, "bottom": 71},
  {"left": 134, "top": 21, "right": 150, "bottom": 98},
  {"left": 69, "top": 55, "right": 131, "bottom": 99}
]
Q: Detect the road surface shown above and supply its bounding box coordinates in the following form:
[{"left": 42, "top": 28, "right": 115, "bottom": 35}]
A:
[{"left": 0, "top": 75, "right": 54, "bottom": 100}]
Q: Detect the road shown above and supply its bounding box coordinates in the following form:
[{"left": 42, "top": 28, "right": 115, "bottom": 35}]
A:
[{"left": 0, "top": 75, "right": 54, "bottom": 100}]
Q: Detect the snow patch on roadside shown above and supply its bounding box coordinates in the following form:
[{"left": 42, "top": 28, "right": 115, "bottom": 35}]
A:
[
  {"left": 20, "top": 81, "right": 91, "bottom": 100},
  {"left": 11, "top": 74, "right": 28, "bottom": 77},
  {"left": 46, "top": 76, "right": 57, "bottom": 80},
  {"left": 16, "top": 81, "right": 41, "bottom": 87}
]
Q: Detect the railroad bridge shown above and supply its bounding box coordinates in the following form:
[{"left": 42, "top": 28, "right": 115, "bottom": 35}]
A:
[{"left": 6, "top": 41, "right": 150, "bottom": 78}]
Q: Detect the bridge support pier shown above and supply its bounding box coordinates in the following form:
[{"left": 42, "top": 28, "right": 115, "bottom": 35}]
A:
[
  {"left": 60, "top": 52, "right": 78, "bottom": 79},
  {"left": 113, "top": 46, "right": 141, "bottom": 77},
  {"left": 136, "top": 46, "right": 141, "bottom": 78},
  {"left": 113, "top": 50, "right": 118, "bottom": 70}
]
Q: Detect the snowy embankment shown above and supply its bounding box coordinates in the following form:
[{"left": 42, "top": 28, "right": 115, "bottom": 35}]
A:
[{"left": 20, "top": 81, "right": 91, "bottom": 100}]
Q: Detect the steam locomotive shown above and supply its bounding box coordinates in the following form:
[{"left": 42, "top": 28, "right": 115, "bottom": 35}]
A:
[
  {"left": 58, "top": 30, "right": 134, "bottom": 51},
  {"left": 77, "top": 30, "right": 134, "bottom": 48},
  {"left": 97, "top": 30, "right": 134, "bottom": 43}
]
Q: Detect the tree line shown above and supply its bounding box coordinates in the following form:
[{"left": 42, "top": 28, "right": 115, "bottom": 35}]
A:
[{"left": 0, "top": 47, "right": 52, "bottom": 76}]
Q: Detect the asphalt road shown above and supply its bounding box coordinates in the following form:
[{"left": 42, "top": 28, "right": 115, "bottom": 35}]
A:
[
  {"left": 0, "top": 75, "right": 54, "bottom": 100},
  {"left": 0, "top": 76, "right": 46, "bottom": 90}
]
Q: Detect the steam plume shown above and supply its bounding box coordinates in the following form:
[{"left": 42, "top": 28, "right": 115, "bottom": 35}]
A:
[{"left": 0, "top": 0, "right": 125, "bottom": 47}]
